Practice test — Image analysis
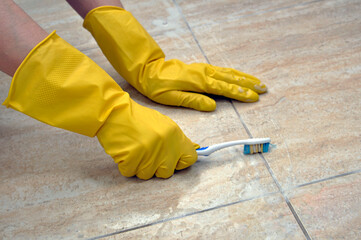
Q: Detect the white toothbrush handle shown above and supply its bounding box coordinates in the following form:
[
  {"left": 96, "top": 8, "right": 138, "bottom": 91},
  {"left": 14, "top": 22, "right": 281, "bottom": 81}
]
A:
[{"left": 196, "top": 138, "right": 271, "bottom": 156}]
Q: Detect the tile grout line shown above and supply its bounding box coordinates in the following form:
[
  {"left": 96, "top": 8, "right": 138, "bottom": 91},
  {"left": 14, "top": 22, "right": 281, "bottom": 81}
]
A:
[
  {"left": 172, "top": 0, "right": 313, "bottom": 238},
  {"left": 287, "top": 168, "right": 361, "bottom": 191},
  {"left": 172, "top": 0, "right": 210, "bottom": 64},
  {"left": 89, "top": 168, "right": 361, "bottom": 239},
  {"left": 230, "top": 102, "right": 254, "bottom": 137},
  {"left": 188, "top": 0, "right": 325, "bottom": 30},
  {"left": 232, "top": 103, "right": 311, "bottom": 239},
  {"left": 88, "top": 191, "right": 279, "bottom": 240},
  {"left": 258, "top": 154, "right": 311, "bottom": 240}
]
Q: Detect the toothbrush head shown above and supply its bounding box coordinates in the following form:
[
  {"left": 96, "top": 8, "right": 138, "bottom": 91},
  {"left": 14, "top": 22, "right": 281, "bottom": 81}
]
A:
[{"left": 244, "top": 142, "right": 270, "bottom": 154}]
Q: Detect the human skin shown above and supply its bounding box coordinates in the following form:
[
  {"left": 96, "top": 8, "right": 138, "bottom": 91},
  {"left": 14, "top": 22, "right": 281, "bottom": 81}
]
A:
[
  {"left": 66, "top": 0, "right": 124, "bottom": 19},
  {"left": 0, "top": 0, "right": 48, "bottom": 76},
  {"left": 0, "top": 0, "right": 124, "bottom": 76}
]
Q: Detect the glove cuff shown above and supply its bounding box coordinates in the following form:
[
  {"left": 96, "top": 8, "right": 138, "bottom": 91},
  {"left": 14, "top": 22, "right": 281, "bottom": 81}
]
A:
[
  {"left": 3, "top": 30, "right": 57, "bottom": 108},
  {"left": 3, "top": 30, "right": 128, "bottom": 137}
]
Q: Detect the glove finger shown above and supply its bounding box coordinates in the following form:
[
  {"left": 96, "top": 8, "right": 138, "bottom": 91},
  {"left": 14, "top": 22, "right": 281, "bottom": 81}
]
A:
[
  {"left": 175, "top": 153, "right": 198, "bottom": 171},
  {"left": 155, "top": 142, "right": 198, "bottom": 178},
  {"left": 117, "top": 156, "right": 139, "bottom": 178},
  {"left": 136, "top": 165, "right": 156, "bottom": 180},
  {"left": 176, "top": 139, "right": 198, "bottom": 170},
  {"left": 153, "top": 91, "right": 216, "bottom": 112},
  {"left": 118, "top": 163, "right": 137, "bottom": 178},
  {"left": 208, "top": 65, "right": 267, "bottom": 94},
  {"left": 135, "top": 150, "right": 181, "bottom": 180},
  {"left": 207, "top": 78, "right": 259, "bottom": 102},
  {"left": 155, "top": 159, "right": 177, "bottom": 179}
]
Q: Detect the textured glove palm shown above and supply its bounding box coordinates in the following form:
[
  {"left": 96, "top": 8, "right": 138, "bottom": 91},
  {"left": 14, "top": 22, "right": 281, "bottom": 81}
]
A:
[{"left": 83, "top": 6, "right": 267, "bottom": 112}]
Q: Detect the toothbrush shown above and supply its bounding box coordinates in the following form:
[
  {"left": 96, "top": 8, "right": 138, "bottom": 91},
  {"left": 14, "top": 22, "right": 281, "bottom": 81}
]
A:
[{"left": 196, "top": 138, "right": 271, "bottom": 156}]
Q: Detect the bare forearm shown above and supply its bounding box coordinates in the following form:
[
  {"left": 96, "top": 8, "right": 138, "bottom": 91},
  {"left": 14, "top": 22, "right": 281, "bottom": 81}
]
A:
[
  {"left": 66, "top": 0, "right": 123, "bottom": 19},
  {"left": 0, "top": 0, "right": 47, "bottom": 76}
]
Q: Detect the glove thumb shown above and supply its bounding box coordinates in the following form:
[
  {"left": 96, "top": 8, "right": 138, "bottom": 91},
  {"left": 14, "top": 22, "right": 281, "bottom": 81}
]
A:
[{"left": 176, "top": 141, "right": 198, "bottom": 170}]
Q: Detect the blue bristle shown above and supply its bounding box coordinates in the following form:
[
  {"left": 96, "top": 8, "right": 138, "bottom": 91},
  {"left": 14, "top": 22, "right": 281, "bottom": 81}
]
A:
[
  {"left": 244, "top": 145, "right": 250, "bottom": 154},
  {"left": 263, "top": 143, "right": 270, "bottom": 153}
]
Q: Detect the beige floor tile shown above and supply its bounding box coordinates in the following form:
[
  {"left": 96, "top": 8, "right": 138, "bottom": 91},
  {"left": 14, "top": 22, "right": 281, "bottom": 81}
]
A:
[
  {"left": 178, "top": 0, "right": 361, "bottom": 188},
  {"left": 0, "top": 0, "right": 279, "bottom": 239},
  {"left": 107, "top": 193, "right": 305, "bottom": 240},
  {"left": 241, "top": 87, "right": 361, "bottom": 189},
  {"left": 176, "top": 0, "right": 305, "bottom": 28},
  {"left": 286, "top": 172, "right": 361, "bottom": 239}
]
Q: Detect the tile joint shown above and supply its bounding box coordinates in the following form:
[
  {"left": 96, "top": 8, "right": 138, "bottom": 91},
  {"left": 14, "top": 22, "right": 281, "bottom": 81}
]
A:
[
  {"left": 258, "top": 152, "right": 312, "bottom": 239},
  {"left": 88, "top": 191, "right": 279, "bottom": 240},
  {"left": 231, "top": 100, "right": 311, "bottom": 239},
  {"left": 171, "top": 0, "right": 312, "bottom": 239},
  {"left": 288, "top": 168, "right": 361, "bottom": 191},
  {"left": 172, "top": 0, "right": 210, "bottom": 64}
]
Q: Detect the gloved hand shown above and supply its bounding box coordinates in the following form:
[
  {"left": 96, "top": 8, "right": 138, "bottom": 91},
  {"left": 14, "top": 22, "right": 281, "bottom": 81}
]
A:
[
  {"left": 83, "top": 6, "right": 267, "bottom": 112},
  {"left": 3, "top": 31, "right": 198, "bottom": 179}
]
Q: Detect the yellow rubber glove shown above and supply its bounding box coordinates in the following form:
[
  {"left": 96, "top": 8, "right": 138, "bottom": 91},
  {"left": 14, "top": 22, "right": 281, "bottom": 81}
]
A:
[
  {"left": 83, "top": 6, "right": 267, "bottom": 112},
  {"left": 3, "top": 31, "right": 198, "bottom": 180}
]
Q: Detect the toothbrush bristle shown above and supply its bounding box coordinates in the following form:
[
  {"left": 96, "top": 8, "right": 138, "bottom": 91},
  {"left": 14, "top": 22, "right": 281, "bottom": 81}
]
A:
[{"left": 244, "top": 143, "right": 270, "bottom": 154}]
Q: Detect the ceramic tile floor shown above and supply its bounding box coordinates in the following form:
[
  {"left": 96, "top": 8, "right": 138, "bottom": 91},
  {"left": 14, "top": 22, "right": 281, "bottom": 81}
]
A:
[{"left": 0, "top": 0, "right": 360, "bottom": 239}]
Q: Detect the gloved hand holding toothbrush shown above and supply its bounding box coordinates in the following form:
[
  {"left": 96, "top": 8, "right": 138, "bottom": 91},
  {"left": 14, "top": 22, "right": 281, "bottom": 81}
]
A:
[{"left": 2, "top": 30, "right": 198, "bottom": 180}]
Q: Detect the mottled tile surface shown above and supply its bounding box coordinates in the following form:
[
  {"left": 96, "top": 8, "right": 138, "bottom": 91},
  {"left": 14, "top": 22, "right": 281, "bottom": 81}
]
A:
[
  {"left": 1, "top": 0, "right": 361, "bottom": 239},
  {"left": 114, "top": 194, "right": 305, "bottom": 240},
  {"left": 287, "top": 173, "right": 361, "bottom": 239},
  {"left": 178, "top": 0, "right": 361, "bottom": 188}
]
